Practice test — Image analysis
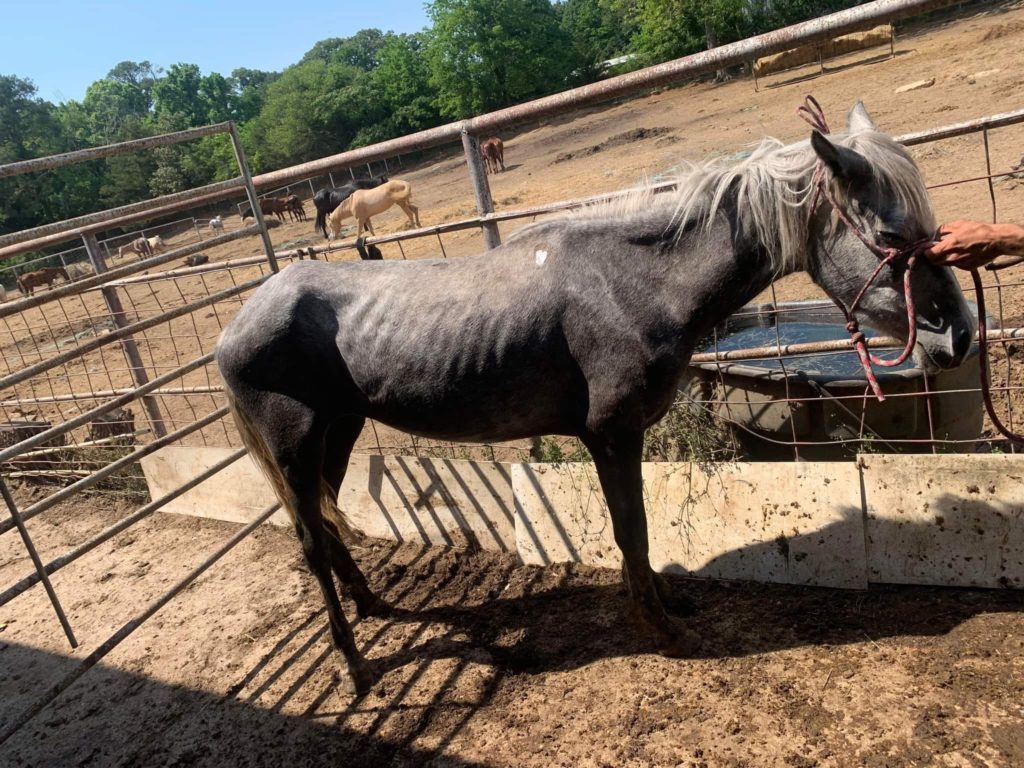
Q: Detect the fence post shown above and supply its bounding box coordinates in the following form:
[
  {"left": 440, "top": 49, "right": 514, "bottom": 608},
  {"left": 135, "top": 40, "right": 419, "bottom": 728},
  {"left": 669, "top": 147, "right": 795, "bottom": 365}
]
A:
[
  {"left": 308, "top": 178, "right": 315, "bottom": 197},
  {"left": 349, "top": 168, "right": 356, "bottom": 180},
  {"left": 227, "top": 122, "right": 278, "bottom": 273},
  {"left": 460, "top": 127, "right": 501, "bottom": 250},
  {"left": 82, "top": 233, "right": 168, "bottom": 439},
  {"left": 329, "top": 172, "right": 336, "bottom": 188}
]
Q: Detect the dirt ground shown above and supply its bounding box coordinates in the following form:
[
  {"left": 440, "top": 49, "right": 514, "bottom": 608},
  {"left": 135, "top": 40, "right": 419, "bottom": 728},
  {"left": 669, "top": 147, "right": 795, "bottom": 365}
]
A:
[
  {"left": 3, "top": 3, "right": 1024, "bottom": 766},
  {"left": 2, "top": 498, "right": 1023, "bottom": 767}
]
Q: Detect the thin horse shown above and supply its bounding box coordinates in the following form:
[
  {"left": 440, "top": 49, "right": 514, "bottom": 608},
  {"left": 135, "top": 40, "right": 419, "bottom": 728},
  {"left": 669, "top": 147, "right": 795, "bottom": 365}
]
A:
[
  {"left": 313, "top": 176, "right": 389, "bottom": 239},
  {"left": 217, "top": 103, "right": 973, "bottom": 694}
]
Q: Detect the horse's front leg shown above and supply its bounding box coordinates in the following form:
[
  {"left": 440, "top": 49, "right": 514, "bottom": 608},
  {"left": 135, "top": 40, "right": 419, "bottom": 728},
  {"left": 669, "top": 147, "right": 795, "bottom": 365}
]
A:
[{"left": 585, "top": 429, "right": 702, "bottom": 657}]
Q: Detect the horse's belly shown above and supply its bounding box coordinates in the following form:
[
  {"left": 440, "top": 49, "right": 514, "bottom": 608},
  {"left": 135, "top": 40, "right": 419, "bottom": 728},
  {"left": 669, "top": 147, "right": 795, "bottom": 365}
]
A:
[{"left": 354, "top": 349, "right": 582, "bottom": 442}]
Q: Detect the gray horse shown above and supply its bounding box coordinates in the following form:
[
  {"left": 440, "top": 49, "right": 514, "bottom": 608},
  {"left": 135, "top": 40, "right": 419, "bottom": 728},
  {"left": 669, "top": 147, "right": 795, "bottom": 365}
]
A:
[{"left": 217, "top": 103, "right": 974, "bottom": 694}]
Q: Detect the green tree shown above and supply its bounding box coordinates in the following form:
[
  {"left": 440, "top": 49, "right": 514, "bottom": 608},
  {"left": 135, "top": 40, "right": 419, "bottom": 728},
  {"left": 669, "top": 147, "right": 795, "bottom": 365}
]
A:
[
  {"left": 300, "top": 29, "right": 389, "bottom": 70},
  {"left": 152, "top": 63, "right": 206, "bottom": 125},
  {"left": 556, "top": 0, "right": 636, "bottom": 76},
  {"left": 426, "top": 0, "right": 577, "bottom": 118},
  {"left": 229, "top": 67, "right": 278, "bottom": 123},
  {"left": 248, "top": 59, "right": 367, "bottom": 169},
  {"left": 0, "top": 76, "right": 69, "bottom": 234},
  {"left": 361, "top": 33, "right": 440, "bottom": 143}
]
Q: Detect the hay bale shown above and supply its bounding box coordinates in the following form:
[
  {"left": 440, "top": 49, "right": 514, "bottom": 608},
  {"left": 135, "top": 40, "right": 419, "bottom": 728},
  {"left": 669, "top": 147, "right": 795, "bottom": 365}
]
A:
[
  {"left": 826, "top": 24, "right": 892, "bottom": 58},
  {"left": 88, "top": 408, "right": 136, "bottom": 445},
  {"left": 753, "top": 24, "right": 892, "bottom": 78},
  {"left": 0, "top": 421, "right": 66, "bottom": 470},
  {"left": 753, "top": 45, "right": 820, "bottom": 77}
]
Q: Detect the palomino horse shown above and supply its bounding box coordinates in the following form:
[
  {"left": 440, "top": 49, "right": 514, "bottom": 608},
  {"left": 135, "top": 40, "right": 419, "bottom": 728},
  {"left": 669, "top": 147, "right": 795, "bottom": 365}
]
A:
[
  {"left": 17, "top": 267, "right": 70, "bottom": 296},
  {"left": 217, "top": 103, "right": 974, "bottom": 694},
  {"left": 313, "top": 176, "right": 390, "bottom": 239},
  {"left": 481, "top": 137, "right": 505, "bottom": 174},
  {"left": 325, "top": 179, "right": 419, "bottom": 237}
]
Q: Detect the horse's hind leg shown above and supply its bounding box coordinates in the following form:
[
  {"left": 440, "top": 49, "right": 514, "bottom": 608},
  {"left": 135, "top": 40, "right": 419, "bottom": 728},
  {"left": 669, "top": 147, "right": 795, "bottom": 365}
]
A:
[
  {"left": 321, "top": 416, "right": 391, "bottom": 619},
  {"left": 584, "top": 428, "right": 702, "bottom": 658},
  {"left": 398, "top": 201, "right": 420, "bottom": 228},
  {"left": 273, "top": 417, "right": 375, "bottom": 693}
]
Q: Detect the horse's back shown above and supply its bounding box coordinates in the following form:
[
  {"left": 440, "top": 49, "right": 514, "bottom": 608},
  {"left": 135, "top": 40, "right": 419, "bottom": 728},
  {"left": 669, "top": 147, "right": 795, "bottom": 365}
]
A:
[{"left": 218, "top": 249, "right": 583, "bottom": 439}]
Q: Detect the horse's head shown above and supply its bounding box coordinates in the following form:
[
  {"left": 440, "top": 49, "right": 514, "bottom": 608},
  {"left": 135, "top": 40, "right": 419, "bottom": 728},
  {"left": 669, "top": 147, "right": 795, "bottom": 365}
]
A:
[{"left": 806, "top": 102, "right": 974, "bottom": 373}]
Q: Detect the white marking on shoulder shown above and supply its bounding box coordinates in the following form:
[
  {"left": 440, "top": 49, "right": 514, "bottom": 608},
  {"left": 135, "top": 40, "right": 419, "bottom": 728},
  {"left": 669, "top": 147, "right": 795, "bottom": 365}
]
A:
[{"left": 535, "top": 249, "right": 548, "bottom": 266}]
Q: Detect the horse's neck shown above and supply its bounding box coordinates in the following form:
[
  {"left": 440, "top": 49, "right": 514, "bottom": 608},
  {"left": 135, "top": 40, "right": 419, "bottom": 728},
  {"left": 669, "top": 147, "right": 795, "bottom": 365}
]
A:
[{"left": 661, "top": 208, "right": 781, "bottom": 344}]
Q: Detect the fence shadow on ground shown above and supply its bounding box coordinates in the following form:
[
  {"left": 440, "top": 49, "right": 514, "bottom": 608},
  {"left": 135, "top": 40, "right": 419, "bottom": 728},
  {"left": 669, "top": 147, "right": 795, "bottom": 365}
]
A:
[{"left": 0, "top": 640, "right": 491, "bottom": 767}]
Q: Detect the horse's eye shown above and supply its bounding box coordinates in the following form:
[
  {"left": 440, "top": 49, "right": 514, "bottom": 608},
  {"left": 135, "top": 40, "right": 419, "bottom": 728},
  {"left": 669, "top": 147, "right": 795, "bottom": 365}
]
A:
[{"left": 876, "top": 230, "right": 905, "bottom": 246}]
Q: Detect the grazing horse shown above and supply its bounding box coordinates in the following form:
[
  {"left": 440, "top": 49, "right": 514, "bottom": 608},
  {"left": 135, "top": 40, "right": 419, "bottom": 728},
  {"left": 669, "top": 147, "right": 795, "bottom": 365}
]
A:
[
  {"left": 313, "top": 176, "right": 389, "bottom": 239},
  {"left": 325, "top": 179, "right": 419, "bottom": 238},
  {"left": 285, "top": 195, "right": 307, "bottom": 223},
  {"left": 217, "top": 103, "right": 974, "bottom": 694},
  {"left": 17, "top": 267, "right": 70, "bottom": 296},
  {"left": 354, "top": 236, "right": 382, "bottom": 260},
  {"left": 262, "top": 197, "right": 292, "bottom": 223},
  {"left": 118, "top": 237, "right": 152, "bottom": 259},
  {"left": 209, "top": 216, "right": 224, "bottom": 233},
  {"left": 480, "top": 137, "right": 505, "bottom": 174}
]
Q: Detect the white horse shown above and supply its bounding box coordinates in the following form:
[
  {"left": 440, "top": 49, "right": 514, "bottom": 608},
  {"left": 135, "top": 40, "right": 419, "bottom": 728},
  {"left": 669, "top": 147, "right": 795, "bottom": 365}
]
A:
[
  {"left": 209, "top": 216, "right": 224, "bottom": 233},
  {"left": 325, "top": 179, "right": 420, "bottom": 238}
]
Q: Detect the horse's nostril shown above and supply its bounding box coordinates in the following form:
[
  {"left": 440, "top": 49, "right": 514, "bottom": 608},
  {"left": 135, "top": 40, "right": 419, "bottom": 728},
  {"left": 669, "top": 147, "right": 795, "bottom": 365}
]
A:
[{"left": 954, "top": 323, "right": 973, "bottom": 359}]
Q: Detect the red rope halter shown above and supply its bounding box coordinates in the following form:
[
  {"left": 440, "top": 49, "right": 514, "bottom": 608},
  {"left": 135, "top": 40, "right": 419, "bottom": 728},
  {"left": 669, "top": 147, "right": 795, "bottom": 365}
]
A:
[
  {"left": 797, "top": 96, "right": 1023, "bottom": 443},
  {"left": 797, "top": 96, "right": 930, "bottom": 402}
]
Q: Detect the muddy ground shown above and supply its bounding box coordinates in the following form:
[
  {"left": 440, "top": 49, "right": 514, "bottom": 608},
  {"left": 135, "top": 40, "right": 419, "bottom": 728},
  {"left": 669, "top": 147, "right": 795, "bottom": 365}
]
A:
[{"left": 3, "top": 2, "right": 1024, "bottom": 766}]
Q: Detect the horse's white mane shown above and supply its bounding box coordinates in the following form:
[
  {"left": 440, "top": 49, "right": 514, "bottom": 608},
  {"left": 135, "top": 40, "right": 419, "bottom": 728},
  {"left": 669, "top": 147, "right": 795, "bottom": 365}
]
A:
[{"left": 570, "top": 127, "right": 935, "bottom": 276}]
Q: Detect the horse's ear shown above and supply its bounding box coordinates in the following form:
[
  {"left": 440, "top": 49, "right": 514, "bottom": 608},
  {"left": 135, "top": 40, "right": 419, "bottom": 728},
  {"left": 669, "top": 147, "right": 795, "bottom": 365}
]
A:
[
  {"left": 847, "top": 101, "right": 876, "bottom": 133},
  {"left": 810, "top": 130, "right": 873, "bottom": 185}
]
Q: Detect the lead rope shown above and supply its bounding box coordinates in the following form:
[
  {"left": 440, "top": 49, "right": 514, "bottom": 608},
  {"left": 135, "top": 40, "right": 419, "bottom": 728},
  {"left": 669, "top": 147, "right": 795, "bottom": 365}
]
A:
[
  {"left": 971, "top": 266, "right": 1024, "bottom": 443},
  {"left": 797, "top": 95, "right": 1024, "bottom": 442}
]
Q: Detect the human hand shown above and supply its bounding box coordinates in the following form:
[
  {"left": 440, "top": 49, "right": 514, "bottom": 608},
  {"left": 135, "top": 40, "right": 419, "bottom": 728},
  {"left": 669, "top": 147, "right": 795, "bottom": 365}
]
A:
[{"left": 925, "top": 220, "right": 1024, "bottom": 270}]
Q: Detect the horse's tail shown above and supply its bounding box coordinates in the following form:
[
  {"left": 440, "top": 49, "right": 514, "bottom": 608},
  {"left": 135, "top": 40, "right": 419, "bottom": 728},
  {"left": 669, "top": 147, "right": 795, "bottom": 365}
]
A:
[
  {"left": 224, "top": 387, "right": 363, "bottom": 543},
  {"left": 313, "top": 190, "right": 329, "bottom": 239}
]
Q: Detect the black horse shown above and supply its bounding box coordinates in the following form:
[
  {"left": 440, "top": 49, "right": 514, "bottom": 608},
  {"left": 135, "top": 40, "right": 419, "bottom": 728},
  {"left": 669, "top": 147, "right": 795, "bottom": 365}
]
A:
[{"left": 313, "top": 176, "right": 389, "bottom": 239}]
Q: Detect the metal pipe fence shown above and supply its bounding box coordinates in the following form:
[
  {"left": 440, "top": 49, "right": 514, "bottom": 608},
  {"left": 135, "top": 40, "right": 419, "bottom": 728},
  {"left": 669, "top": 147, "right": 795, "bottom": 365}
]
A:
[{"left": 0, "top": 0, "right": 1014, "bottom": 745}]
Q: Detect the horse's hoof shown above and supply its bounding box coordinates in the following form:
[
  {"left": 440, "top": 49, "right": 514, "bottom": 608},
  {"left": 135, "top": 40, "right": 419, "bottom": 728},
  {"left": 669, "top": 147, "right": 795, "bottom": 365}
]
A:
[
  {"left": 654, "top": 620, "right": 703, "bottom": 658},
  {"left": 355, "top": 595, "right": 396, "bottom": 620},
  {"left": 339, "top": 659, "right": 377, "bottom": 696}
]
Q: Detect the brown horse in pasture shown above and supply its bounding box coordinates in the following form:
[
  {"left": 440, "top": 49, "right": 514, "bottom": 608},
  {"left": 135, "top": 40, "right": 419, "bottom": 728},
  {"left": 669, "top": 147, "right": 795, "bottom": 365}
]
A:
[
  {"left": 260, "top": 197, "right": 292, "bottom": 223},
  {"left": 481, "top": 137, "right": 505, "bottom": 174},
  {"left": 17, "top": 267, "right": 70, "bottom": 296},
  {"left": 285, "top": 195, "right": 307, "bottom": 222}
]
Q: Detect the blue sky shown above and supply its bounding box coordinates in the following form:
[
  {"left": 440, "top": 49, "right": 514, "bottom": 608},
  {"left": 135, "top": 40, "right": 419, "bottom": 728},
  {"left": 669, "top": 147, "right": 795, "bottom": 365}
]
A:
[{"left": 0, "top": 0, "right": 431, "bottom": 103}]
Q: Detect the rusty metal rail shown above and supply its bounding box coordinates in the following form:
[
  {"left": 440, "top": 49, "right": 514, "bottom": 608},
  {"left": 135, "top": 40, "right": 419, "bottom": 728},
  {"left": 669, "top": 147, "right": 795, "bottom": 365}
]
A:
[{"left": 0, "top": 123, "right": 233, "bottom": 179}]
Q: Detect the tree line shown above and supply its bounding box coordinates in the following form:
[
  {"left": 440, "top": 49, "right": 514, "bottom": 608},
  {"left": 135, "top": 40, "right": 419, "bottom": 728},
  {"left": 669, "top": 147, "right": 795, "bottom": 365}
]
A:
[{"left": 0, "top": 0, "right": 868, "bottom": 239}]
